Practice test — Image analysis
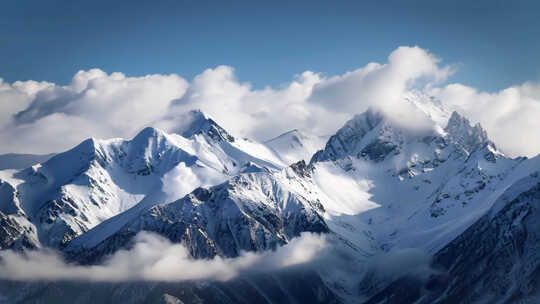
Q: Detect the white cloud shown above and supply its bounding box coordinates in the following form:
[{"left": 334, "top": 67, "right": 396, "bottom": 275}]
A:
[
  {"left": 0, "top": 78, "right": 53, "bottom": 130},
  {"left": 162, "top": 66, "right": 335, "bottom": 140},
  {"left": 429, "top": 82, "right": 540, "bottom": 157},
  {"left": 161, "top": 162, "right": 226, "bottom": 202},
  {"left": 308, "top": 46, "right": 454, "bottom": 132},
  {"left": 165, "top": 47, "right": 453, "bottom": 140},
  {"left": 0, "top": 231, "right": 326, "bottom": 282},
  {"left": 0, "top": 70, "right": 188, "bottom": 154},
  {"left": 0, "top": 46, "right": 538, "bottom": 157}
]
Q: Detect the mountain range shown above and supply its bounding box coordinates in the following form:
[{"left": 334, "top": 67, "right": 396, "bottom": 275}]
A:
[{"left": 0, "top": 96, "right": 539, "bottom": 303}]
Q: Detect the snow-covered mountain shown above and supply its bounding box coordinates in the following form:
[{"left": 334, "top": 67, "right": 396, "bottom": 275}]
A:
[
  {"left": 425, "top": 168, "right": 540, "bottom": 303},
  {"left": 0, "top": 110, "right": 286, "bottom": 250},
  {"left": 1, "top": 99, "right": 539, "bottom": 304},
  {"left": 265, "top": 129, "right": 328, "bottom": 165},
  {"left": 365, "top": 160, "right": 540, "bottom": 304},
  {"left": 304, "top": 103, "right": 539, "bottom": 302},
  {"left": 308, "top": 108, "right": 524, "bottom": 254},
  {"left": 68, "top": 166, "right": 329, "bottom": 263}
]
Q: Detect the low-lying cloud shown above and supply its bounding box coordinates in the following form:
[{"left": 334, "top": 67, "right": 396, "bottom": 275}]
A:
[
  {"left": 0, "top": 232, "right": 326, "bottom": 282},
  {"left": 161, "top": 162, "right": 227, "bottom": 203},
  {"left": 0, "top": 46, "right": 539, "bottom": 157}
]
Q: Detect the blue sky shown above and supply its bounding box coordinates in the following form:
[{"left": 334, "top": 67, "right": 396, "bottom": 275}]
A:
[{"left": 2, "top": 0, "right": 539, "bottom": 92}]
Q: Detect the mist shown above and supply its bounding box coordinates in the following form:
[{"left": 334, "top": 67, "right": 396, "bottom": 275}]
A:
[{"left": 0, "top": 232, "right": 326, "bottom": 282}]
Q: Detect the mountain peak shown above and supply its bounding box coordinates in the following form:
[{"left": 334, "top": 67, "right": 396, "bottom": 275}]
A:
[
  {"left": 445, "top": 111, "right": 492, "bottom": 153},
  {"left": 403, "top": 90, "right": 451, "bottom": 127},
  {"left": 345, "top": 107, "right": 384, "bottom": 131},
  {"left": 265, "top": 129, "right": 328, "bottom": 165},
  {"left": 266, "top": 129, "right": 308, "bottom": 145},
  {"left": 178, "top": 109, "right": 234, "bottom": 142},
  {"left": 132, "top": 127, "right": 166, "bottom": 143},
  {"left": 310, "top": 108, "right": 385, "bottom": 163},
  {"left": 277, "top": 129, "right": 301, "bottom": 137},
  {"left": 446, "top": 111, "right": 471, "bottom": 128}
]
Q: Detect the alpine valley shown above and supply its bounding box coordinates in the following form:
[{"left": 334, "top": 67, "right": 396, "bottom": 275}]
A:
[{"left": 1, "top": 97, "right": 539, "bottom": 304}]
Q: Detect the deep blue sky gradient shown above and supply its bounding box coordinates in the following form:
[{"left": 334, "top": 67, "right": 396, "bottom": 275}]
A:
[{"left": 2, "top": 0, "right": 539, "bottom": 91}]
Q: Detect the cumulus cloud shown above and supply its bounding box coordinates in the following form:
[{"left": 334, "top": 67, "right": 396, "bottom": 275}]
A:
[
  {"left": 0, "top": 231, "right": 326, "bottom": 282},
  {"left": 162, "top": 66, "right": 336, "bottom": 140},
  {"left": 309, "top": 46, "right": 453, "bottom": 132},
  {"left": 166, "top": 46, "right": 453, "bottom": 139},
  {"left": 0, "top": 70, "right": 188, "bottom": 154},
  {"left": 309, "top": 46, "right": 452, "bottom": 112},
  {"left": 0, "top": 46, "right": 538, "bottom": 157}
]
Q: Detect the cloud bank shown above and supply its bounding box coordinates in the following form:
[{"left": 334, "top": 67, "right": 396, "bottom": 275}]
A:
[
  {"left": 0, "top": 232, "right": 326, "bottom": 282},
  {"left": 0, "top": 46, "right": 539, "bottom": 157}
]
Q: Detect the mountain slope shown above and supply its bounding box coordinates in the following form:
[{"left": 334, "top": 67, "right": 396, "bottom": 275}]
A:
[
  {"left": 429, "top": 169, "right": 540, "bottom": 303},
  {"left": 308, "top": 108, "right": 523, "bottom": 254},
  {"left": 265, "top": 129, "right": 328, "bottom": 165},
  {"left": 0, "top": 110, "right": 286, "bottom": 249},
  {"left": 67, "top": 164, "right": 329, "bottom": 262},
  {"left": 365, "top": 158, "right": 540, "bottom": 303}
]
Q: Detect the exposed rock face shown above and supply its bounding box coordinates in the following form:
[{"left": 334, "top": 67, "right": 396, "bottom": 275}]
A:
[
  {"left": 0, "top": 211, "right": 38, "bottom": 250},
  {"left": 290, "top": 160, "right": 314, "bottom": 178},
  {"left": 359, "top": 140, "right": 399, "bottom": 162},
  {"left": 444, "top": 111, "right": 492, "bottom": 155}
]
